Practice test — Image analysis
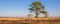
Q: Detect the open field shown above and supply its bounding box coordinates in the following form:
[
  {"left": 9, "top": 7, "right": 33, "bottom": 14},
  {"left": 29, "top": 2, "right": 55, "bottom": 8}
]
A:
[{"left": 0, "top": 17, "right": 60, "bottom": 24}]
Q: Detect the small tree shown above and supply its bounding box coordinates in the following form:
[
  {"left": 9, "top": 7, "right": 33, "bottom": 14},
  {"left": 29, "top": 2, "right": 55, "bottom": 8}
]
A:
[
  {"left": 29, "top": 2, "right": 48, "bottom": 18},
  {"left": 29, "top": 2, "right": 42, "bottom": 18}
]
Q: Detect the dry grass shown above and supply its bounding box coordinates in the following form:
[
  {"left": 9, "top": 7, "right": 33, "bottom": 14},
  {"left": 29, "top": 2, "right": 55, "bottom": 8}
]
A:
[{"left": 0, "top": 17, "right": 60, "bottom": 24}]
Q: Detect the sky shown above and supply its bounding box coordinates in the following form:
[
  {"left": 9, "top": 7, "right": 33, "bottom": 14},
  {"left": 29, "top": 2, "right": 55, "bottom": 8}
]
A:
[{"left": 0, "top": 0, "right": 60, "bottom": 17}]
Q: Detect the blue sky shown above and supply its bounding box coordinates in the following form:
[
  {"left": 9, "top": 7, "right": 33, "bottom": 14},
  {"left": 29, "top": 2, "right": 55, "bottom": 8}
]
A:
[{"left": 0, "top": 0, "right": 60, "bottom": 17}]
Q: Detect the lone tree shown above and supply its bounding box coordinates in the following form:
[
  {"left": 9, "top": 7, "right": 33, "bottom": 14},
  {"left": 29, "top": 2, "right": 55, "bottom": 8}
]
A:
[{"left": 28, "top": 2, "right": 48, "bottom": 18}]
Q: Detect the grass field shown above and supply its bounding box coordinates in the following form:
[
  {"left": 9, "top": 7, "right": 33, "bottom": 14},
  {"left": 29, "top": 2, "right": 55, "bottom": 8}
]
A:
[{"left": 0, "top": 17, "right": 60, "bottom": 24}]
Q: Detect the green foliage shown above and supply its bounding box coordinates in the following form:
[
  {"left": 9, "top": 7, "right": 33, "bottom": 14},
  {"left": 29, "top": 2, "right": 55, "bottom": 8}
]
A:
[
  {"left": 40, "top": 11, "right": 46, "bottom": 13},
  {"left": 29, "top": 2, "right": 46, "bottom": 18},
  {"left": 32, "top": 2, "right": 42, "bottom": 6}
]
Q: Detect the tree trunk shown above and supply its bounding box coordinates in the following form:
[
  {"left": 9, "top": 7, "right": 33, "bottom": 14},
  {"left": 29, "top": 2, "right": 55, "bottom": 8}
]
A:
[{"left": 34, "top": 10, "right": 39, "bottom": 18}]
